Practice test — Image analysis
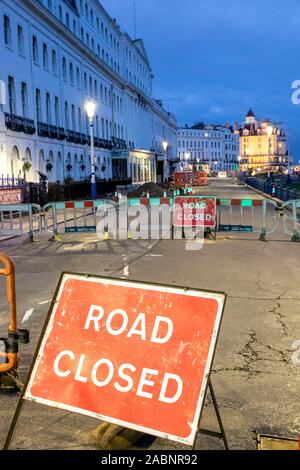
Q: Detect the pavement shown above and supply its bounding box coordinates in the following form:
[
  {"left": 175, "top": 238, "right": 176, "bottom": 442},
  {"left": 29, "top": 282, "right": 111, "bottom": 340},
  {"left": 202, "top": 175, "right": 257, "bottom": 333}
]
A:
[{"left": 0, "top": 178, "right": 299, "bottom": 450}]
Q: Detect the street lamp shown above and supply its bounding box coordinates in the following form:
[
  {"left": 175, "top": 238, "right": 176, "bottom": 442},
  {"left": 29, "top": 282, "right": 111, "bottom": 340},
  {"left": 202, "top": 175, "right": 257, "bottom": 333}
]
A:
[
  {"left": 85, "top": 100, "right": 97, "bottom": 199},
  {"left": 162, "top": 140, "right": 169, "bottom": 182},
  {"left": 266, "top": 125, "right": 273, "bottom": 180}
]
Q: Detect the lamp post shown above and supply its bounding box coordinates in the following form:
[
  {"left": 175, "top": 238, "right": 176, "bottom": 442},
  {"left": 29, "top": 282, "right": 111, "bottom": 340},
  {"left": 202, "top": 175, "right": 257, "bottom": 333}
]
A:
[
  {"left": 238, "top": 155, "right": 242, "bottom": 173},
  {"left": 266, "top": 125, "right": 273, "bottom": 180},
  {"left": 162, "top": 140, "right": 169, "bottom": 182},
  {"left": 244, "top": 147, "right": 249, "bottom": 173},
  {"left": 85, "top": 100, "right": 97, "bottom": 199}
]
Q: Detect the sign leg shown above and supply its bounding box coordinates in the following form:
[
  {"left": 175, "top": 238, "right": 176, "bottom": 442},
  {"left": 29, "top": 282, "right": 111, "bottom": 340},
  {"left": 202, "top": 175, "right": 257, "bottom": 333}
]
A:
[
  {"left": 3, "top": 396, "right": 25, "bottom": 450},
  {"left": 208, "top": 380, "right": 229, "bottom": 450},
  {"left": 194, "top": 379, "right": 229, "bottom": 450}
]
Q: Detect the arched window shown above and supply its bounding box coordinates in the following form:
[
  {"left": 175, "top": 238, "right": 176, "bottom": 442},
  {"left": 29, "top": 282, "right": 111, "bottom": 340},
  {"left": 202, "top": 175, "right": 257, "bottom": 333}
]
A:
[
  {"left": 38, "top": 149, "right": 45, "bottom": 174},
  {"left": 11, "top": 146, "right": 20, "bottom": 177},
  {"left": 25, "top": 147, "right": 31, "bottom": 161},
  {"left": 56, "top": 151, "right": 63, "bottom": 181}
]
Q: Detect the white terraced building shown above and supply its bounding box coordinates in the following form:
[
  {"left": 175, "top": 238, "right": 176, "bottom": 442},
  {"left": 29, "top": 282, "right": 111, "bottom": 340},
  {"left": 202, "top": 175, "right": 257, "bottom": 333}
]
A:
[
  {"left": 0, "top": 0, "right": 177, "bottom": 185},
  {"left": 177, "top": 123, "right": 239, "bottom": 172}
]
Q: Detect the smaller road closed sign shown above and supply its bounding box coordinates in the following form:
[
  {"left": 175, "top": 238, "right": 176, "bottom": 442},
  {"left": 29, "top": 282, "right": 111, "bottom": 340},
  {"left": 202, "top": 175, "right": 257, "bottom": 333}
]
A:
[
  {"left": 174, "top": 196, "right": 217, "bottom": 228},
  {"left": 24, "top": 274, "right": 226, "bottom": 445}
]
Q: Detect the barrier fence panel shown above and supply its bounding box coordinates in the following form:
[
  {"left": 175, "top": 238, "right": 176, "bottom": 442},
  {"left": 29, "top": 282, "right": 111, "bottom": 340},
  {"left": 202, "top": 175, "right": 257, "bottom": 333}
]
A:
[
  {"left": 42, "top": 200, "right": 107, "bottom": 236},
  {"left": 217, "top": 199, "right": 277, "bottom": 240},
  {"left": 0, "top": 204, "right": 41, "bottom": 240},
  {"left": 282, "top": 200, "right": 300, "bottom": 242},
  {"left": 127, "top": 198, "right": 174, "bottom": 240}
]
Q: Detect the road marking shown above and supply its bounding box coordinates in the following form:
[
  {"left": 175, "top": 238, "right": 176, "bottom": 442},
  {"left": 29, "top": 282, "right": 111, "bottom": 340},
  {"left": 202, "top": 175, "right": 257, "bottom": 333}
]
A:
[
  {"left": 123, "top": 265, "right": 130, "bottom": 276},
  {"left": 21, "top": 308, "right": 34, "bottom": 324},
  {"left": 145, "top": 254, "right": 163, "bottom": 257},
  {"left": 38, "top": 299, "right": 52, "bottom": 305}
]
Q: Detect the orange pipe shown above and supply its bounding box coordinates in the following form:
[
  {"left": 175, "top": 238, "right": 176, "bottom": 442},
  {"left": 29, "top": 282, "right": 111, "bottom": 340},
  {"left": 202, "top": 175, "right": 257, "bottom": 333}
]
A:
[{"left": 0, "top": 252, "right": 18, "bottom": 373}]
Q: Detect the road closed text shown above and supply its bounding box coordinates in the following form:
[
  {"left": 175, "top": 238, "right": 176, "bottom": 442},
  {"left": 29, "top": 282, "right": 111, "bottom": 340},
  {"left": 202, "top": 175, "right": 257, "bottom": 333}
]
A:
[{"left": 52, "top": 305, "right": 183, "bottom": 404}]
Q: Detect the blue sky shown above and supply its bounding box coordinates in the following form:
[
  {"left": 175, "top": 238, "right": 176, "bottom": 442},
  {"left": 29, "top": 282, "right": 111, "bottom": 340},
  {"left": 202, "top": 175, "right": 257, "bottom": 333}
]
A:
[{"left": 101, "top": 0, "right": 300, "bottom": 161}]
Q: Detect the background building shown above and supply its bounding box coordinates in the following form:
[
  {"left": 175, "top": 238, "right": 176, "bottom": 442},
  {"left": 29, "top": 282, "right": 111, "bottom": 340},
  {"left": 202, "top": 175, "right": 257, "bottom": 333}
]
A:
[
  {"left": 177, "top": 123, "right": 239, "bottom": 172},
  {"left": 235, "top": 109, "right": 290, "bottom": 173},
  {"left": 0, "top": 0, "right": 177, "bottom": 185}
]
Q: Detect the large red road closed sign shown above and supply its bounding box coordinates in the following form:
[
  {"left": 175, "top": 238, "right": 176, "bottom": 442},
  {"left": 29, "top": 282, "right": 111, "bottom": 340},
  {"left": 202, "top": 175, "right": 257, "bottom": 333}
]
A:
[
  {"left": 24, "top": 274, "right": 226, "bottom": 446},
  {"left": 174, "top": 196, "right": 217, "bottom": 228}
]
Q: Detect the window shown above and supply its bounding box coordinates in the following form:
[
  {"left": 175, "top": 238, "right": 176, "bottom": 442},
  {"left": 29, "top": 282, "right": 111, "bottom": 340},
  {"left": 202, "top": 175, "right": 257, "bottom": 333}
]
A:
[
  {"left": 4, "top": 15, "right": 11, "bottom": 47},
  {"left": 94, "top": 80, "right": 97, "bottom": 98},
  {"left": 55, "top": 97, "right": 60, "bottom": 126},
  {"left": 52, "top": 49, "right": 57, "bottom": 73},
  {"left": 46, "top": 93, "right": 51, "bottom": 124},
  {"left": 72, "top": 105, "right": 76, "bottom": 131},
  {"left": 73, "top": 20, "right": 76, "bottom": 34},
  {"left": 78, "top": 107, "right": 82, "bottom": 132},
  {"left": 80, "top": 28, "right": 84, "bottom": 42},
  {"left": 32, "top": 36, "right": 39, "bottom": 63},
  {"left": 17, "top": 25, "right": 24, "bottom": 54},
  {"left": 58, "top": 6, "right": 63, "bottom": 21},
  {"left": 65, "top": 101, "right": 69, "bottom": 129},
  {"left": 89, "top": 76, "right": 92, "bottom": 95},
  {"left": 84, "top": 73, "right": 87, "bottom": 92},
  {"left": 70, "top": 63, "right": 74, "bottom": 85},
  {"left": 62, "top": 57, "right": 67, "bottom": 80},
  {"left": 43, "top": 43, "right": 48, "bottom": 68},
  {"left": 36, "top": 89, "right": 41, "bottom": 122},
  {"left": 66, "top": 13, "right": 70, "bottom": 28},
  {"left": 8, "top": 76, "right": 16, "bottom": 114},
  {"left": 76, "top": 67, "right": 80, "bottom": 89},
  {"left": 48, "top": 0, "right": 53, "bottom": 12},
  {"left": 21, "top": 82, "right": 28, "bottom": 117}
]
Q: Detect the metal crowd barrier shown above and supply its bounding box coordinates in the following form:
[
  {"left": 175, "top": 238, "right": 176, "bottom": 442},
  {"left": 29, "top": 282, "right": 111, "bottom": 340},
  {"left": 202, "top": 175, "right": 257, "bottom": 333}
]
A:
[
  {"left": 282, "top": 200, "right": 300, "bottom": 242},
  {"left": 0, "top": 197, "right": 299, "bottom": 242},
  {"left": 42, "top": 200, "right": 108, "bottom": 237},
  {"left": 0, "top": 203, "right": 41, "bottom": 241},
  {"left": 216, "top": 198, "right": 277, "bottom": 240}
]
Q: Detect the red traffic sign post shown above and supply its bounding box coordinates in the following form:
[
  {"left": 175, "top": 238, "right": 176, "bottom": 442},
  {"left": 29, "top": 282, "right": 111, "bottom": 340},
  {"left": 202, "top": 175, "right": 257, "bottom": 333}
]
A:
[{"left": 4, "top": 274, "right": 227, "bottom": 449}]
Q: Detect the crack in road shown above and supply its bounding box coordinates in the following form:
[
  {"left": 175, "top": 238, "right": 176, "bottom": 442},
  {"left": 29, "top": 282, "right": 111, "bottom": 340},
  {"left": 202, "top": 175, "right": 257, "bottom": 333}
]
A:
[
  {"left": 269, "top": 294, "right": 288, "bottom": 337},
  {"left": 214, "top": 329, "right": 291, "bottom": 379}
]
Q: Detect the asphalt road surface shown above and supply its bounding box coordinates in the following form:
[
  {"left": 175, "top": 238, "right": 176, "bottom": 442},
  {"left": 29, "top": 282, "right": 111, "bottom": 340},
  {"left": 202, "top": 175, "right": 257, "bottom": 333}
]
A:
[{"left": 0, "top": 179, "right": 299, "bottom": 450}]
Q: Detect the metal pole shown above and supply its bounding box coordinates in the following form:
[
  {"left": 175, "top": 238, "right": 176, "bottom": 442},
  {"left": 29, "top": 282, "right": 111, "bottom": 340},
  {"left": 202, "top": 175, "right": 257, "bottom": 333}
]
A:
[
  {"left": 90, "top": 117, "right": 97, "bottom": 199},
  {"left": 268, "top": 137, "right": 271, "bottom": 180},
  {"left": 163, "top": 150, "right": 167, "bottom": 183}
]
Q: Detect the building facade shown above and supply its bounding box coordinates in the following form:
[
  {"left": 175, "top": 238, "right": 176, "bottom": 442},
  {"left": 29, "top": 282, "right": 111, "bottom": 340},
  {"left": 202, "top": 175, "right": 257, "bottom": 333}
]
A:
[
  {"left": 235, "top": 109, "right": 290, "bottom": 173},
  {"left": 0, "top": 0, "right": 177, "bottom": 185},
  {"left": 177, "top": 123, "right": 239, "bottom": 172}
]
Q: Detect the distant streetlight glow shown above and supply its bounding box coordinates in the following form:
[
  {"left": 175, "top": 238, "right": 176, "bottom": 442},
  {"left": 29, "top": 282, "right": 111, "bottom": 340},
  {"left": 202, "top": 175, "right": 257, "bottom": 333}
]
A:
[
  {"left": 266, "top": 126, "right": 273, "bottom": 137},
  {"left": 162, "top": 140, "right": 169, "bottom": 152},
  {"left": 85, "top": 100, "right": 96, "bottom": 119}
]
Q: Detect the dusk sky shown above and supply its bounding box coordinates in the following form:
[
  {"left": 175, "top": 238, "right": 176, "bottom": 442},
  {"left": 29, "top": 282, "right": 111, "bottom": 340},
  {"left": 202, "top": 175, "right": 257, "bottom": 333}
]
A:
[{"left": 101, "top": 0, "right": 300, "bottom": 162}]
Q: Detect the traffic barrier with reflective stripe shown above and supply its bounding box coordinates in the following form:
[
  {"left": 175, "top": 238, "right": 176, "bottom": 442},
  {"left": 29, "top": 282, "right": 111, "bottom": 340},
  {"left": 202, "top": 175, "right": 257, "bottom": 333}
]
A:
[
  {"left": 42, "top": 200, "right": 109, "bottom": 236},
  {"left": 0, "top": 197, "right": 298, "bottom": 242},
  {"left": 216, "top": 198, "right": 277, "bottom": 240}
]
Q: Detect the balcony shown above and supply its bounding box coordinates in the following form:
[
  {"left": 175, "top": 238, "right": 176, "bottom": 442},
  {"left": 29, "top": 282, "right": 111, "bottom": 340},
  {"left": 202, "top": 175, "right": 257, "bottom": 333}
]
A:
[
  {"left": 5, "top": 113, "right": 36, "bottom": 135},
  {"left": 24, "top": 118, "right": 36, "bottom": 135}
]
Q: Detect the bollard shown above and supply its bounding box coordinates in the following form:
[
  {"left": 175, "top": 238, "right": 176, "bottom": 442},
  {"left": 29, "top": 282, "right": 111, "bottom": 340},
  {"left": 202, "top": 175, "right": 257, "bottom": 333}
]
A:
[{"left": 0, "top": 252, "right": 29, "bottom": 377}]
